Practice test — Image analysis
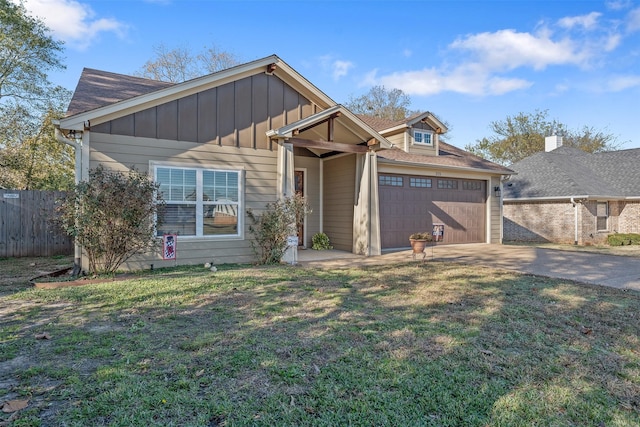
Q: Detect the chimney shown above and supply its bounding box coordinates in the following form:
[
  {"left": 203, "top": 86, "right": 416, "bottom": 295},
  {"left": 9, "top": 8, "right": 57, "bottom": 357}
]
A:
[{"left": 545, "top": 135, "right": 563, "bottom": 152}]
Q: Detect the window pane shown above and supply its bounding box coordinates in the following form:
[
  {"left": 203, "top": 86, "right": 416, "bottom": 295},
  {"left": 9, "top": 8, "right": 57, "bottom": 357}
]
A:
[
  {"left": 203, "top": 202, "right": 238, "bottom": 235},
  {"left": 415, "top": 132, "right": 422, "bottom": 143},
  {"left": 597, "top": 216, "right": 607, "bottom": 231},
  {"left": 157, "top": 204, "right": 196, "bottom": 236}
]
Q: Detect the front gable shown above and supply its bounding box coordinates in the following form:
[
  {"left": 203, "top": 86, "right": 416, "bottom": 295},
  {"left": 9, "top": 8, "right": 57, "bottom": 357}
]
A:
[{"left": 91, "top": 73, "right": 320, "bottom": 150}]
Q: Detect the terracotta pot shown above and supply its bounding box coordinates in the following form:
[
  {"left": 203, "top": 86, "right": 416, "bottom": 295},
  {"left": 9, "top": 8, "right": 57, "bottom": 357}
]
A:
[{"left": 410, "top": 239, "right": 428, "bottom": 254}]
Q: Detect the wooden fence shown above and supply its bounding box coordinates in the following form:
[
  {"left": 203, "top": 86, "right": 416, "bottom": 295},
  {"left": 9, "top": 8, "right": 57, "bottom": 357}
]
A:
[{"left": 0, "top": 190, "right": 73, "bottom": 257}]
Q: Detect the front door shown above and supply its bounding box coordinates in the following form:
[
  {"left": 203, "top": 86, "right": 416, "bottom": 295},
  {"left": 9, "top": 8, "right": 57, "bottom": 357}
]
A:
[{"left": 294, "top": 170, "right": 304, "bottom": 247}]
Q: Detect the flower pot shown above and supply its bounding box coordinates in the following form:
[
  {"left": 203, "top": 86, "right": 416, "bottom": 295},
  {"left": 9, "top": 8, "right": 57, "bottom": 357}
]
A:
[{"left": 410, "top": 239, "right": 428, "bottom": 254}]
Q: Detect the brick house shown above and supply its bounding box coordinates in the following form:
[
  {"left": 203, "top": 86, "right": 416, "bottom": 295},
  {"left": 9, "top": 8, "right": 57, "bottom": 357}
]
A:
[{"left": 503, "top": 136, "right": 640, "bottom": 245}]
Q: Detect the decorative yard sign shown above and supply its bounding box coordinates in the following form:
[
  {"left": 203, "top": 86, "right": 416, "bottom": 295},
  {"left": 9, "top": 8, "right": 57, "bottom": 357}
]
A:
[
  {"left": 432, "top": 224, "right": 444, "bottom": 242},
  {"left": 287, "top": 236, "right": 299, "bottom": 247},
  {"left": 3, "top": 193, "right": 19, "bottom": 199},
  {"left": 163, "top": 234, "right": 177, "bottom": 260}
]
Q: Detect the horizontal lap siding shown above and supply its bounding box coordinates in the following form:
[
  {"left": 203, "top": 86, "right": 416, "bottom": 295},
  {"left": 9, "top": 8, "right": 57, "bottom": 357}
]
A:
[
  {"left": 323, "top": 155, "right": 355, "bottom": 251},
  {"left": 87, "top": 73, "right": 322, "bottom": 269},
  {"left": 91, "top": 133, "right": 277, "bottom": 268}
]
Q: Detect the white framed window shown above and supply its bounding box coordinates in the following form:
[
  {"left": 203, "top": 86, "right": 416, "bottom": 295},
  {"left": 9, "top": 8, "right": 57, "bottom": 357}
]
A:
[
  {"left": 154, "top": 164, "right": 242, "bottom": 238},
  {"left": 413, "top": 129, "right": 433, "bottom": 146},
  {"left": 596, "top": 201, "right": 608, "bottom": 232}
]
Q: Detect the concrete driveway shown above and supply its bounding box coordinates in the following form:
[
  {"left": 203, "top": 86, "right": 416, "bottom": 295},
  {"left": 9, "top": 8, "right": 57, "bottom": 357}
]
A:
[{"left": 298, "top": 244, "right": 640, "bottom": 292}]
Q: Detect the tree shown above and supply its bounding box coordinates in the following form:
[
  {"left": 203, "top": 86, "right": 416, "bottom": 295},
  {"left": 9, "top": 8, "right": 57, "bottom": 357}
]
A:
[
  {"left": 345, "top": 85, "right": 415, "bottom": 121},
  {"left": 57, "top": 166, "right": 164, "bottom": 275},
  {"left": 136, "top": 43, "right": 240, "bottom": 82},
  {"left": 0, "top": 87, "right": 73, "bottom": 190},
  {"left": 0, "top": 0, "right": 65, "bottom": 106},
  {"left": 465, "top": 110, "right": 622, "bottom": 165}
]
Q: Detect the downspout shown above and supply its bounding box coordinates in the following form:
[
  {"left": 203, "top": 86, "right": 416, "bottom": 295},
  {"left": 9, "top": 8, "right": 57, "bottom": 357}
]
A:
[
  {"left": 55, "top": 127, "right": 83, "bottom": 275},
  {"left": 570, "top": 196, "right": 580, "bottom": 245}
]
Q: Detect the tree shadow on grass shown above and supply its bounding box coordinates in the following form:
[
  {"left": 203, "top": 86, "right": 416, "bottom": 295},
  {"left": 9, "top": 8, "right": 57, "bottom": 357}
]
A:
[{"left": 1, "top": 262, "right": 639, "bottom": 425}]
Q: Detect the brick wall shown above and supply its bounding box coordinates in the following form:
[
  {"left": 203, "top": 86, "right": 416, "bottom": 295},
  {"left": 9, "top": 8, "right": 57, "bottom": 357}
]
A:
[
  {"left": 504, "top": 200, "right": 640, "bottom": 244},
  {"left": 503, "top": 201, "right": 576, "bottom": 243}
]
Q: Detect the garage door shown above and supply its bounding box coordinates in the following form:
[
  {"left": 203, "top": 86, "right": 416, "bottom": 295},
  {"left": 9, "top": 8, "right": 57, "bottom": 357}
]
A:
[{"left": 379, "top": 174, "right": 487, "bottom": 248}]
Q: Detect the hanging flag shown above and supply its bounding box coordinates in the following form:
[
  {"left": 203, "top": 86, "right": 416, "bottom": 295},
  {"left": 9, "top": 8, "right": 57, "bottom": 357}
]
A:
[{"left": 163, "top": 234, "right": 177, "bottom": 260}]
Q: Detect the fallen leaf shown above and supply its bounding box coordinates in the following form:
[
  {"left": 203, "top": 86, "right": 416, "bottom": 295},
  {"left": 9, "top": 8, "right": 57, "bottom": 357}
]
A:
[
  {"left": 2, "top": 399, "right": 29, "bottom": 413},
  {"left": 581, "top": 327, "right": 593, "bottom": 335},
  {"left": 480, "top": 349, "right": 493, "bottom": 355},
  {"left": 195, "top": 369, "right": 205, "bottom": 377},
  {"left": 35, "top": 332, "right": 51, "bottom": 340}
]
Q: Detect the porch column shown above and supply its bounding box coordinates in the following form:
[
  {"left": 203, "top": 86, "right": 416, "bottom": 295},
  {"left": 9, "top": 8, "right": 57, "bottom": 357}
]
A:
[
  {"left": 352, "top": 151, "right": 381, "bottom": 256},
  {"left": 277, "top": 141, "right": 297, "bottom": 263}
]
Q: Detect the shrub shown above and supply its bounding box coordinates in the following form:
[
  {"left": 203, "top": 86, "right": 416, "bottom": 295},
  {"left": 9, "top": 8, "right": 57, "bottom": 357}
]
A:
[
  {"left": 311, "top": 232, "right": 333, "bottom": 250},
  {"left": 247, "top": 194, "right": 311, "bottom": 264},
  {"left": 56, "top": 165, "right": 164, "bottom": 274},
  {"left": 607, "top": 233, "right": 640, "bottom": 246}
]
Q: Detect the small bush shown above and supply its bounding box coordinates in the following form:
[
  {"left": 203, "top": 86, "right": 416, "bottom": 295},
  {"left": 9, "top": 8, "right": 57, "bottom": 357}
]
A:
[
  {"left": 247, "top": 194, "right": 311, "bottom": 264},
  {"left": 607, "top": 233, "right": 640, "bottom": 246},
  {"left": 311, "top": 232, "right": 333, "bottom": 250}
]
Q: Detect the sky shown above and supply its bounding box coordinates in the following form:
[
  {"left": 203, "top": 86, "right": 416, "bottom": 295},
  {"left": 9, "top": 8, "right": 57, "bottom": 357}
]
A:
[{"left": 15, "top": 0, "right": 640, "bottom": 150}]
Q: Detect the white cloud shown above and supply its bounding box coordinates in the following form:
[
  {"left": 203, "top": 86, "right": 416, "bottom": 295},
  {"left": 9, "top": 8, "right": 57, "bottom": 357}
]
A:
[
  {"left": 332, "top": 60, "right": 354, "bottom": 81},
  {"left": 450, "top": 29, "right": 589, "bottom": 71},
  {"left": 627, "top": 7, "right": 640, "bottom": 32},
  {"left": 375, "top": 63, "right": 532, "bottom": 96},
  {"left": 17, "top": 0, "right": 127, "bottom": 50},
  {"left": 402, "top": 48, "right": 413, "bottom": 58},
  {"left": 606, "top": 0, "right": 633, "bottom": 11},
  {"left": 318, "top": 55, "right": 354, "bottom": 81},
  {"left": 557, "top": 12, "right": 602, "bottom": 30},
  {"left": 607, "top": 75, "right": 640, "bottom": 91}
]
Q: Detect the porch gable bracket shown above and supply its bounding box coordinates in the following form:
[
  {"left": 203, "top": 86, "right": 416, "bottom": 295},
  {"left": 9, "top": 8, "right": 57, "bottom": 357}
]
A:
[{"left": 288, "top": 137, "right": 369, "bottom": 154}]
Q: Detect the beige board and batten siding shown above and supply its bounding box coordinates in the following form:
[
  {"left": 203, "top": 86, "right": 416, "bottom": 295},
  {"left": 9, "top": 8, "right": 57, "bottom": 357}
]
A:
[
  {"left": 489, "top": 176, "right": 502, "bottom": 244},
  {"left": 323, "top": 154, "right": 356, "bottom": 251},
  {"left": 86, "top": 73, "right": 323, "bottom": 269}
]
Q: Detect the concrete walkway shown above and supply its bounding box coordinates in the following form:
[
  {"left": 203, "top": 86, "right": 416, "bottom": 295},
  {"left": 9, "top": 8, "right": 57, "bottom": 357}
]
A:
[{"left": 297, "top": 244, "right": 640, "bottom": 292}]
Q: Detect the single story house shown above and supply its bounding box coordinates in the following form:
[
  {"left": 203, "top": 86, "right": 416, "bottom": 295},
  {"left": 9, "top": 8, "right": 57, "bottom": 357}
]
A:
[
  {"left": 56, "top": 55, "right": 512, "bottom": 270},
  {"left": 503, "top": 136, "right": 640, "bottom": 245}
]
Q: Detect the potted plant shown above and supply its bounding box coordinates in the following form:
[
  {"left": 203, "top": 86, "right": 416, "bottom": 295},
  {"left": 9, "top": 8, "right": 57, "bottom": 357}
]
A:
[{"left": 409, "top": 232, "right": 433, "bottom": 260}]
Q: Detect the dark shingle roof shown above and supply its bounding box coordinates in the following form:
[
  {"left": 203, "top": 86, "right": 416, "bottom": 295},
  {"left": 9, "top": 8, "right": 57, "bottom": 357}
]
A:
[
  {"left": 377, "top": 142, "right": 514, "bottom": 174},
  {"left": 504, "top": 146, "right": 640, "bottom": 199},
  {"left": 66, "top": 68, "right": 175, "bottom": 117}
]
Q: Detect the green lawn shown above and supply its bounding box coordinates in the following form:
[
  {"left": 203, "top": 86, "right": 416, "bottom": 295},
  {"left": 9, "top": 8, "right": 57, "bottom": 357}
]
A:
[{"left": 1, "top": 258, "right": 639, "bottom": 426}]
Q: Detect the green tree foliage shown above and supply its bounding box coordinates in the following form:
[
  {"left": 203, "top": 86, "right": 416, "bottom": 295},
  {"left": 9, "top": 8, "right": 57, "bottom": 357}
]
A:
[
  {"left": 57, "top": 166, "right": 164, "bottom": 274},
  {"left": 466, "top": 109, "right": 622, "bottom": 166},
  {"left": 247, "top": 193, "right": 311, "bottom": 264},
  {"left": 136, "top": 43, "right": 241, "bottom": 82},
  {"left": 345, "top": 85, "right": 415, "bottom": 121},
  {"left": 0, "top": 90, "right": 74, "bottom": 190},
  {"left": 0, "top": 0, "right": 65, "bottom": 106}
]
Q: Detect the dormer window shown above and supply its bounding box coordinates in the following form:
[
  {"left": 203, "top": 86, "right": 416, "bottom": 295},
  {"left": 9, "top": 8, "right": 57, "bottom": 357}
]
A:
[{"left": 413, "top": 129, "right": 434, "bottom": 146}]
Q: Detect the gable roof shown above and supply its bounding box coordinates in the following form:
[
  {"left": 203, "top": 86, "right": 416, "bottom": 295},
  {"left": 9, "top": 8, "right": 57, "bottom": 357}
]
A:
[
  {"left": 504, "top": 146, "right": 640, "bottom": 200},
  {"left": 376, "top": 142, "right": 514, "bottom": 174},
  {"left": 358, "top": 111, "right": 447, "bottom": 134},
  {"left": 267, "top": 105, "right": 391, "bottom": 150},
  {"left": 59, "top": 55, "right": 336, "bottom": 131},
  {"left": 66, "top": 68, "right": 175, "bottom": 117}
]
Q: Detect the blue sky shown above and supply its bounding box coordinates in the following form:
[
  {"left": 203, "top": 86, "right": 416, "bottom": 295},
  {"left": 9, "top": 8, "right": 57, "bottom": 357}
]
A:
[{"left": 18, "top": 0, "right": 640, "bottom": 150}]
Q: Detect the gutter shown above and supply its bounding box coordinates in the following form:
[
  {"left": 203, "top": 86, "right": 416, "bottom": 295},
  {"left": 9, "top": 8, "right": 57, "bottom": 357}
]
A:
[{"left": 570, "top": 196, "right": 587, "bottom": 245}]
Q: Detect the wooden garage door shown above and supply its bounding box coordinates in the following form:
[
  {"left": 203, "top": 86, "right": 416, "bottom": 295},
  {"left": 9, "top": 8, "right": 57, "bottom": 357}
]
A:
[{"left": 379, "top": 174, "right": 487, "bottom": 248}]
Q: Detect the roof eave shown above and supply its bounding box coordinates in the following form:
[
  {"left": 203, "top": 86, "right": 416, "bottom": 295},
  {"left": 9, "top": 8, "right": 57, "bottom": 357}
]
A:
[
  {"left": 60, "top": 55, "right": 337, "bottom": 131},
  {"left": 377, "top": 157, "right": 512, "bottom": 175}
]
